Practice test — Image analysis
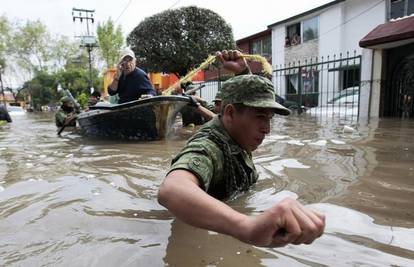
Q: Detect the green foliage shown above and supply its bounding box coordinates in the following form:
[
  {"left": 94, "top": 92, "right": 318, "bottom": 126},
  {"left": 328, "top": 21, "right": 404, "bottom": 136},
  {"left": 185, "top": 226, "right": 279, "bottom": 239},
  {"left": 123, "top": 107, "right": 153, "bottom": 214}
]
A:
[
  {"left": 0, "top": 15, "right": 103, "bottom": 110},
  {"left": 127, "top": 6, "right": 236, "bottom": 77},
  {"left": 23, "top": 71, "right": 58, "bottom": 108},
  {"left": 8, "top": 18, "right": 79, "bottom": 74},
  {"left": 12, "top": 20, "right": 51, "bottom": 72},
  {"left": 97, "top": 18, "right": 124, "bottom": 69},
  {"left": 76, "top": 92, "right": 89, "bottom": 109},
  {"left": 0, "top": 15, "right": 11, "bottom": 68},
  {"left": 22, "top": 68, "right": 101, "bottom": 109},
  {"left": 50, "top": 36, "right": 80, "bottom": 71}
]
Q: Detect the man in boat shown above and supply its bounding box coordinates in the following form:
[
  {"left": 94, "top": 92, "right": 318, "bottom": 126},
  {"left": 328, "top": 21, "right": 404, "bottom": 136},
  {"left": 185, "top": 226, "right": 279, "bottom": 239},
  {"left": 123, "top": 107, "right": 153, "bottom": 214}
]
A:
[
  {"left": 209, "top": 90, "right": 222, "bottom": 114},
  {"left": 179, "top": 82, "right": 210, "bottom": 126},
  {"left": 108, "top": 48, "right": 156, "bottom": 104},
  {"left": 88, "top": 91, "right": 102, "bottom": 107},
  {"left": 55, "top": 96, "right": 77, "bottom": 127},
  {"left": 158, "top": 50, "right": 325, "bottom": 247}
]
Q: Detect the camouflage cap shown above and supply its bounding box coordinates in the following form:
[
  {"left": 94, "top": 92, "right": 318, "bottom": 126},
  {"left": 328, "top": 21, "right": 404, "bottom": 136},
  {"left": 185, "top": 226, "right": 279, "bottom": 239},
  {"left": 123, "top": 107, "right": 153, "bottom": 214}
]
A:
[
  {"left": 212, "top": 90, "right": 222, "bottom": 102},
  {"left": 60, "top": 96, "right": 72, "bottom": 103},
  {"left": 221, "top": 74, "right": 290, "bottom": 116}
]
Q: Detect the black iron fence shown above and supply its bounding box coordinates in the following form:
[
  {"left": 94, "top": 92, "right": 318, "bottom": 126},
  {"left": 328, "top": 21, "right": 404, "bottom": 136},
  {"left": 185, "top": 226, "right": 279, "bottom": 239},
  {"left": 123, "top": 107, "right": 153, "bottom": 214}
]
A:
[{"left": 274, "top": 51, "right": 361, "bottom": 121}]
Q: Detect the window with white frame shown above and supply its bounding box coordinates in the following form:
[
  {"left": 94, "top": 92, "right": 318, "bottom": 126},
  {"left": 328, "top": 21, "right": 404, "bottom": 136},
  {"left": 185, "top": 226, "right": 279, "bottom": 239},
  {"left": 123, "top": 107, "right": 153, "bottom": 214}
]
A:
[
  {"left": 251, "top": 36, "right": 271, "bottom": 58},
  {"left": 285, "top": 16, "right": 319, "bottom": 47},
  {"left": 285, "top": 23, "right": 301, "bottom": 46},
  {"left": 303, "top": 17, "right": 319, "bottom": 42},
  {"left": 389, "top": 0, "right": 414, "bottom": 19}
]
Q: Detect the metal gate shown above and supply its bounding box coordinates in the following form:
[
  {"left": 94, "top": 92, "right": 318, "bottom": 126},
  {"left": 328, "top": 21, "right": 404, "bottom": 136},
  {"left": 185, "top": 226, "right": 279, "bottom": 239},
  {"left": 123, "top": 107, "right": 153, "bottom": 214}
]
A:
[
  {"left": 273, "top": 51, "right": 361, "bottom": 121},
  {"left": 389, "top": 54, "right": 414, "bottom": 118}
]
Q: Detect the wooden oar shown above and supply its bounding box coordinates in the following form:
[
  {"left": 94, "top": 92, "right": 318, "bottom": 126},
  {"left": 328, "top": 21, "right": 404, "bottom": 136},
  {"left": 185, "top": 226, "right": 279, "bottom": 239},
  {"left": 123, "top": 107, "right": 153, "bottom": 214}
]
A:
[{"left": 57, "top": 114, "right": 77, "bottom": 136}]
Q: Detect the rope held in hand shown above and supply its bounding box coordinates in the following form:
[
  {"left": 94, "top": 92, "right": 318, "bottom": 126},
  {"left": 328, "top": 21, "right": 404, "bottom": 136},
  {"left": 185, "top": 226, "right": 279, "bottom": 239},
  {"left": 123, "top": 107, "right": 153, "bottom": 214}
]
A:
[{"left": 163, "top": 54, "right": 272, "bottom": 95}]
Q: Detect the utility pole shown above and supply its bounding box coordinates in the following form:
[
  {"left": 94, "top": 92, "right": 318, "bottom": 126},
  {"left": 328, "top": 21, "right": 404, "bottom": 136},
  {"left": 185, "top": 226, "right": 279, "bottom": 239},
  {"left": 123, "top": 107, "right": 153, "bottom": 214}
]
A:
[
  {"left": 72, "top": 8, "right": 98, "bottom": 93},
  {"left": 0, "top": 65, "right": 7, "bottom": 106}
]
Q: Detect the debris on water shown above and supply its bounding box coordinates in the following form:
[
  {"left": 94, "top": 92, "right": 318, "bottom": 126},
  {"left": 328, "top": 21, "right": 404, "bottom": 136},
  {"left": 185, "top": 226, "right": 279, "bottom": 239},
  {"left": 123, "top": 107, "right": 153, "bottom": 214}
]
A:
[
  {"left": 331, "top": 139, "right": 346, "bottom": 145},
  {"left": 343, "top": 125, "right": 355, "bottom": 133},
  {"left": 309, "top": 140, "right": 327, "bottom": 146},
  {"left": 286, "top": 140, "right": 305, "bottom": 146},
  {"left": 92, "top": 188, "right": 101, "bottom": 195},
  {"left": 133, "top": 213, "right": 138, "bottom": 217},
  {"left": 236, "top": 251, "right": 241, "bottom": 255},
  {"left": 110, "top": 182, "right": 116, "bottom": 187}
]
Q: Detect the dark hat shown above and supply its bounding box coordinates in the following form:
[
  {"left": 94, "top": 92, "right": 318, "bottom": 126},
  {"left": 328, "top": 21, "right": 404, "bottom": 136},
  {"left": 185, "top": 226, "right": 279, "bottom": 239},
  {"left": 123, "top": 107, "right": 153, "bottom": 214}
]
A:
[{"left": 221, "top": 75, "right": 290, "bottom": 116}]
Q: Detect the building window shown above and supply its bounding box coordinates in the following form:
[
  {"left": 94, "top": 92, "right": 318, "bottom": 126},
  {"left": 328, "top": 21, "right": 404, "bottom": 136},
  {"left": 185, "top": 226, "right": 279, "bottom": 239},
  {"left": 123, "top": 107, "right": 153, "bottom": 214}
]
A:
[
  {"left": 286, "top": 74, "right": 299, "bottom": 94},
  {"left": 390, "top": 0, "right": 414, "bottom": 19},
  {"left": 342, "top": 66, "right": 360, "bottom": 90},
  {"left": 251, "top": 36, "right": 271, "bottom": 58},
  {"left": 285, "top": 16, "right": 319, "bottom": 47},
  {"left": 285, "top": 23, "right": 301, "bottom": 47},
  {"left": 303, "top": 17, "right": 319, "bottom": 42},
  {"left": 302, "top": 68, "right": 319, "bottom": 93}
]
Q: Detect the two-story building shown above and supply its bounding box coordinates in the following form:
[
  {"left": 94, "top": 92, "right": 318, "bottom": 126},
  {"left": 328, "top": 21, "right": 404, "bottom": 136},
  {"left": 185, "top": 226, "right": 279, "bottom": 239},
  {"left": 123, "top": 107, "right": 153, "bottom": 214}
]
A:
[{"left": 268, "top": 0, "right": 414, "bottom": 119}]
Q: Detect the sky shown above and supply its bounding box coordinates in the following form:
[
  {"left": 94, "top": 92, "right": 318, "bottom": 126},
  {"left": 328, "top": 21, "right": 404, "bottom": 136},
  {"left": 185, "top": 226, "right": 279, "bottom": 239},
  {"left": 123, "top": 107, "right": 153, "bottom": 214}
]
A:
[
  {"left": 1, "top": 0, "right": 332, "bottom": 40},
  {"left": 1, "top": 0, "right": 333, "bottom": 87}
]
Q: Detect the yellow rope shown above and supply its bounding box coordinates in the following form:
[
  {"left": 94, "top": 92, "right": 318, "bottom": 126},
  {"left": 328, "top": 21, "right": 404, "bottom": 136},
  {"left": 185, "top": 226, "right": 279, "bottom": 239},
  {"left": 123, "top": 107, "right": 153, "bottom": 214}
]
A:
[{"left": 163, "top": 53, "right": 272, "bottom": 95}]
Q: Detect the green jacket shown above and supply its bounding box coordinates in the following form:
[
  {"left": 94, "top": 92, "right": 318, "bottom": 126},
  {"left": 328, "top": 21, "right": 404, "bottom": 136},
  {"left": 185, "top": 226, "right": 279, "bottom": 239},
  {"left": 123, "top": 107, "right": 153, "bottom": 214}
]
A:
[
  {"left": 55, "top": 108, "right": 76, "bottom": 127},
  {"left": 169, "top": 116, "right": 258, "bottom": 200}
]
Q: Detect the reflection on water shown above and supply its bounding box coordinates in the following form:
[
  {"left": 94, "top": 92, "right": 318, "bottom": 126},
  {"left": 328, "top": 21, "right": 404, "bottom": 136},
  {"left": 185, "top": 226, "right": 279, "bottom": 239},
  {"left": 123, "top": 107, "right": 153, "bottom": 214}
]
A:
[{"left": 0, "top": 112, "right": 413, "bottom": 266}]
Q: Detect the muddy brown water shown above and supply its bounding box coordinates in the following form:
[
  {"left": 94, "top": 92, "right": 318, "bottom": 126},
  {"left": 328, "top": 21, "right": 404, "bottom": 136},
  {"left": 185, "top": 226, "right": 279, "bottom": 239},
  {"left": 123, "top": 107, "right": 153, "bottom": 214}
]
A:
[{"left": 0, "top": 112, "right": 413, "bottom": 266}]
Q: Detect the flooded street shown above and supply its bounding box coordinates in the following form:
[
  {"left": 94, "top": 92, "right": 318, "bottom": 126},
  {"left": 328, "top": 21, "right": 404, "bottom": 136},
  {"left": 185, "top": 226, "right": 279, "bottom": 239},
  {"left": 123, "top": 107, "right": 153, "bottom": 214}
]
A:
[{"left": 0, "top": 112, "right": 413, "bottom": 267}]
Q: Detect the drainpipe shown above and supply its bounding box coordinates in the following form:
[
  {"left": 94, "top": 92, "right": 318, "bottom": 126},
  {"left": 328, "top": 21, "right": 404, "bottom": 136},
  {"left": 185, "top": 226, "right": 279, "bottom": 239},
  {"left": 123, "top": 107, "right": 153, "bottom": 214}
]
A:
[{"left": 367, "top": 49, "right": 375, "bottom": 122}]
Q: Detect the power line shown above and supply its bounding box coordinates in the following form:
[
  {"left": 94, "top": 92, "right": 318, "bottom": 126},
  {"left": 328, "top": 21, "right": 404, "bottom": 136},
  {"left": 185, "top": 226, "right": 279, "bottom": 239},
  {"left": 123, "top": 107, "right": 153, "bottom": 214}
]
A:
[
  {"left": 319, "top": 0, "right": 385, "bottom": 38},
  {"left": 115, "top": 0, "right": 133, "bottom": 23},
  {"left": 272, "top": 0, "right": 385, "bottom": 56},
  {"left": 168, "top": 0, "right": 181, "bottom": 10}
]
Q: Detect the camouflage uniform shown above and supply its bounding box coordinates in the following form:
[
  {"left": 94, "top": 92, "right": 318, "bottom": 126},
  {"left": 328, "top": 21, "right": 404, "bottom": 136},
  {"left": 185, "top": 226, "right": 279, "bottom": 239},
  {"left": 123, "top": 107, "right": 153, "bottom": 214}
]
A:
[
  {"left": 168, "top": 75, "right": 290, "bottom": 200},
  {"left": 55, "top": 96, "right": 76, "bottom": 127},
  {"left": 207, "top": 90, "right": 222, "bottom": 113}
]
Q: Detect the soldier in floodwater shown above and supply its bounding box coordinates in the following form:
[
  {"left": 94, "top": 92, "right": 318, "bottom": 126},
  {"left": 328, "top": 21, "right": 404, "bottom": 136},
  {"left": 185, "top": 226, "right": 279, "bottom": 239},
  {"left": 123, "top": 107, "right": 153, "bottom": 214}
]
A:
[{"left": 158, "top": 50, "right": 325, "bottom": 248}]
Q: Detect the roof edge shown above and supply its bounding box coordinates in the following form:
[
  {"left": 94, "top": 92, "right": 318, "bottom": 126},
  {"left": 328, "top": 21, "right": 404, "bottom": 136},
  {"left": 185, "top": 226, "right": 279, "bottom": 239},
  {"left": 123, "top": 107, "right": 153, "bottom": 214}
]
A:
[
  {"left": 236, "top": 29, "right": 271, "bottom": 44},
  {"left": 267, "top": 0, "right": 346, "bottom": 28}
]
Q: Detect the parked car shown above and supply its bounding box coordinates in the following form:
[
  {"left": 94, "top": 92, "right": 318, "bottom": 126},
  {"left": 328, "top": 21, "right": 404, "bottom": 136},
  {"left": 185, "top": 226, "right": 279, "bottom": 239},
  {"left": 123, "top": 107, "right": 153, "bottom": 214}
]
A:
[
  {"left": 7, "top": 105, "right": 26, "bottom": 115},
  {"left": 306, "top": 87, "right": 359, "bottom": 117},
  {"left": 327, "top": 86, "right": 359, "bottom": 105}
]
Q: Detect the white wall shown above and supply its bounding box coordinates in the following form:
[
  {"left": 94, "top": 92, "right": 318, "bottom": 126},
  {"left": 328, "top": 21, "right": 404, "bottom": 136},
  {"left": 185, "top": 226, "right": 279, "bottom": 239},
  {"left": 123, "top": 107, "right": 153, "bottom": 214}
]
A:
[
  {"left": 341, "top": 0, "right": 386, "bottom": 53},
  {"left": 272, "top": 26, "right": 287, "bottom": 67},
  {"left": 318, "top": 3, "right": 344, "bottom": 57},
  {"left": 318, "top": 0, "right": 386, "bottom": 57}
]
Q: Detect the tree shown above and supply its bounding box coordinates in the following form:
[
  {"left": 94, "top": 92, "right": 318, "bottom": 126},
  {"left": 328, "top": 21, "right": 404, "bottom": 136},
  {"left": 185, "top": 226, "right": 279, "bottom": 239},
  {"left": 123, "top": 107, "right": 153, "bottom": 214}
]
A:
[
  {"left": 12, "top": 20, "right": 51, "bottom": 73},
  {"left": 49, "top": 35, "right": 80, "bottom": 71},
  {"left": 97, "top": 18, "right": 124, "bottom": 69},
  {"left": 22, "top": 71, "right": 58, "bottom": 109},
  {"left": 0, "top": 15, "right": 11, "bottom": 68},
  {"left": 127, "top": 6, "right": 236, "bottom": 77}
]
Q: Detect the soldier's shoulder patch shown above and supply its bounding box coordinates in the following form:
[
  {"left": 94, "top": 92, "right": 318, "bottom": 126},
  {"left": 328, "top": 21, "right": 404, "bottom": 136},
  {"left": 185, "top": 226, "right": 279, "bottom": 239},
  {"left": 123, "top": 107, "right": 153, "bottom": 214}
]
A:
[{"left": 189, "top": 156, "right": 210, "bottom": 174}]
